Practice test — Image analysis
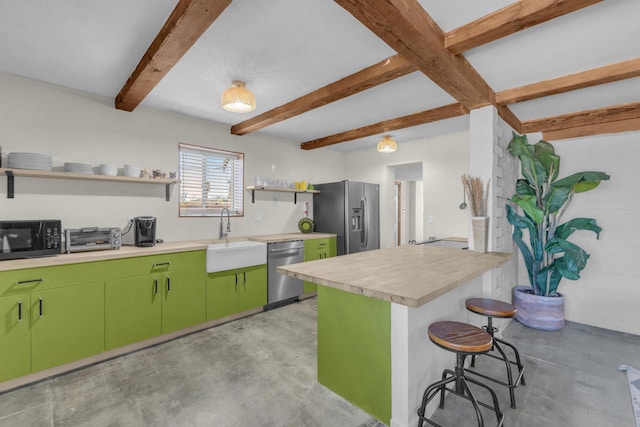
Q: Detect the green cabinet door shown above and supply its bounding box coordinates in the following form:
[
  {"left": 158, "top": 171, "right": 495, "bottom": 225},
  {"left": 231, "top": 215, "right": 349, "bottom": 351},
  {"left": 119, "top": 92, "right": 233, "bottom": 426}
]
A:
[
  {"left": 0, "top": 293, "right": 31, "bottom": 382},
  {"left": 304, "top": 237, "right": 337, "bottom": 293},
  {"left": 162, "top": 268, "right": 206, "bottom": 334},
  {"left": 105, "top": 275, "right": 162, "bottom": 350},
  {"left": 239, "top": 265, "right": 267, "bottom": 312},
  {"left": 206, "top": 265, "right": 267, "bottom": 321},
  {"left": 30, "top": 282, "right": 105, "bottom": 372}
]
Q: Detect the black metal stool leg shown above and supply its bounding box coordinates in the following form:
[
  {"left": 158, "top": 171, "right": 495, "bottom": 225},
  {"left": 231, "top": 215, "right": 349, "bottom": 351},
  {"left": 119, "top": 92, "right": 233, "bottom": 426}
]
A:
[
  {"left": 492, "top": 340, "right": 516, "bottom": 408},
  {"left": 465, "top": 375, "right": 505, "bottom": 427},
  {"left": 495, "top": 336, "right": 526, "bottom": 386}
]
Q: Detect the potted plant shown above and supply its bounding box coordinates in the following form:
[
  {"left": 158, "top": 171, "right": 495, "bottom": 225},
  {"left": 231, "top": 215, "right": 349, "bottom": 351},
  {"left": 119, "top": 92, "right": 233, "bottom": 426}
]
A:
[{"left": 505, "top": 133, "right": 610, "bottom": 330}]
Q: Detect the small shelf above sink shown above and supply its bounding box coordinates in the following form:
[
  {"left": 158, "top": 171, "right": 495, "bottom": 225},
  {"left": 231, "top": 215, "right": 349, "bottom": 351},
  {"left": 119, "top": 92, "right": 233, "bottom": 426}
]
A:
[
  {"left": 206, "top": 240, "right": 267, "bottom": 273},
  {"left": 246, "top": 186, "right": 319, "bottom": 204}
]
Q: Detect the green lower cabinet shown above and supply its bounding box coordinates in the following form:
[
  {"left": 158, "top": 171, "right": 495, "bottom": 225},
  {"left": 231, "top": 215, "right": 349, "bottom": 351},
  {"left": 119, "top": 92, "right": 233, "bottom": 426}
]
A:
[
  {"left": 30, "top": 282, "right": 105, "bottom": 372},
  {"left": 105, "top": 275, "right": 162, "bottom": 350},
  {"left": 0, "top": 293, "right": 31, "bottom": 382},
  {"left": 206, "top": 264, "right": 267, "bottom": 321},
  {"left": 161, "top": 268, "right": 206, "bottom": 334},
  {"left": 304, "top": 237, "right": 337, "bottom": 293}
]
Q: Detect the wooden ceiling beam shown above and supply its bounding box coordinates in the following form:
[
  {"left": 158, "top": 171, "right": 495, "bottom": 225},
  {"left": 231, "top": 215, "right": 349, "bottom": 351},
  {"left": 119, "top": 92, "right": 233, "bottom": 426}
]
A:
[
  {"left": 301, "top": 103, "right": 468, "bottom": 150},
  {"left": 497, "top": 57, "right": 640, "bottom": 105},
  {"left": 231, "top": 55, "right": 417, "bottom": 135},
  {"left": 521, "top": 101, "right": 640, "bottom": 133},
  {"left": 445, "top": 0, "right": 603, "bottom": 54},
  {"left": 115, "top": 0, "right": 231, "bottom": 112},
  {"left": 543, "top": 117, "right": 640, "bottom": 140},
  {"left": 335, "top": 0, "right": 494, "bottom": 109},
  {"left": 496, "top": 105, "right": 523, "bottom": 133}
]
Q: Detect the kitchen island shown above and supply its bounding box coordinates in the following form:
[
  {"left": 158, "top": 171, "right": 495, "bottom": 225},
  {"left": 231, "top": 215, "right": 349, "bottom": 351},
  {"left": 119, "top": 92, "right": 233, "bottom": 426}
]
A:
[{"left": 278, "top": 245, "right": 512, "bottom": 427}]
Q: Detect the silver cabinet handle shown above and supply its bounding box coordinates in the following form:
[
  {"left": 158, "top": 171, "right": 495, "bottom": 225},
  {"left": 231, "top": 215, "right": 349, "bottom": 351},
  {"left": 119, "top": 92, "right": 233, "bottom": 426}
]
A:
[
  {"left": 234, "top": 273, "right": 238, "bottom": 291},
  {"left": 16, "top": 278, "right": 44, "bottom": 285},
  {"left": 167, "top": 276, "right": 171, "bottom": 292},
  {"left": 154, "top": 279, "right": 158, "bottom": 295},
  {"left": 39, "top": 298, "right": 43, "bottom": 317},
  {"left": 18, "top": 300, "right": 22, "bottom": 321}
]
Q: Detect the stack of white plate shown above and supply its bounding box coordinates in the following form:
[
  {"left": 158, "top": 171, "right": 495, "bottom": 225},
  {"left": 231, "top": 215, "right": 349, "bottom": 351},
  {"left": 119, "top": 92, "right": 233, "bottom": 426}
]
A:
[
  {"left": 64, "top": 162, "right": 94, "bottom": 174},
  {"left": 8, "top": 152, "right": 53, "bottom": 171}
]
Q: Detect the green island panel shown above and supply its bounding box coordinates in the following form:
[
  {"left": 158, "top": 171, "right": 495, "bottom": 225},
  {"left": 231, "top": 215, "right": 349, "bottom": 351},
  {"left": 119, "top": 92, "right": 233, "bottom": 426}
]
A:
[{"left": 317, "top": 285, "right": 391, "bottom": 425}]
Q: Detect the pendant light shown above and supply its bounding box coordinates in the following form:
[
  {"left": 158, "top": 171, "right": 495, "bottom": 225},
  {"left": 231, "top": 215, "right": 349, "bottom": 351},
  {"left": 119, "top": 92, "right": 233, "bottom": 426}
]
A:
[
  {"left": 377, "top": 135, "right": 398, "bottom": 153},
  {"left": 221, "top": 80, "right": 256, "bottom": 113}
]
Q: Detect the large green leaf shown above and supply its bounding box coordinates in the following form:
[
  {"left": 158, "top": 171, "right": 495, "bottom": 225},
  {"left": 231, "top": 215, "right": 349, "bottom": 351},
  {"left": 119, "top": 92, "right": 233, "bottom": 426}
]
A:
[
  {"left": 552, "top": 171, "right": 610, "bottom": 193},
  {"left": 508, "top": 133, "right": 547, "bottom": 189},
  {"left": 512, "top": 226, "right": 535, "bottom": 288},
  {"left": 543, "top": 185, "right": 572, "bottom": 215},
  {"left": 515, "top": 179, "right": 535, "bottom": 196},
  {"left": 545, "top": 238, "right": 590, "bottom": 279},
  {"left": 512, "top": 194, "right": 544, "bottom": 225},
  {"left": 556, "top": 218, "right": 602, "bottom": 239},
  {"left": 534, "top": 140, "right": 560, "bottom": 183}
]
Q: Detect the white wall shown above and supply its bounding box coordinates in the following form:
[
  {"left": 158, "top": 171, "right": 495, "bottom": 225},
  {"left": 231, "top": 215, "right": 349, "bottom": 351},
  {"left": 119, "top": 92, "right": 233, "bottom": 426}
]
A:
[
  {"left": 343, "top": 132, "right": 470, "bottom": 249},
  {"left": 0, "top": 73, "right": 346, "bottom": 241},
  {"left": 540, "top": 131, "right": 640, "bottom": 335}
]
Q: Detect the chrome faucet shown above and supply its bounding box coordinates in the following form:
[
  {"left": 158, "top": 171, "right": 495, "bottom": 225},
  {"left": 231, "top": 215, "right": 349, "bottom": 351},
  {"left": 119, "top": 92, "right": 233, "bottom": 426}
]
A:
[{"left": 219, "top": 208, "right": 231, "bottom": 240}]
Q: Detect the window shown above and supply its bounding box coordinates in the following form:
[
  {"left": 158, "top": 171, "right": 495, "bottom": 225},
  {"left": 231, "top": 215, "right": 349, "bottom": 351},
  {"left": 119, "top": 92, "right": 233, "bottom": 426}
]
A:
[{"left": 178, "top": 143, "right": 244, "bottom": 217}]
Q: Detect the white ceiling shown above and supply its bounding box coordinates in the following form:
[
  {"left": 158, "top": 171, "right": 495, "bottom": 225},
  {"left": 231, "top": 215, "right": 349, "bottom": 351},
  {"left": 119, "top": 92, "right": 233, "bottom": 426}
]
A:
[{"left": 0, "top": 0, "right": 638, "bottom": 152}]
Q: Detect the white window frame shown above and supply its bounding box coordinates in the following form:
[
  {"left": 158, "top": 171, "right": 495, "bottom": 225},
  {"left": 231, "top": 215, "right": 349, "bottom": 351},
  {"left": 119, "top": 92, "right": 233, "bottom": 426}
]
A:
[{"left": 178, "top": 143, "right": 244, "bottom": 217}]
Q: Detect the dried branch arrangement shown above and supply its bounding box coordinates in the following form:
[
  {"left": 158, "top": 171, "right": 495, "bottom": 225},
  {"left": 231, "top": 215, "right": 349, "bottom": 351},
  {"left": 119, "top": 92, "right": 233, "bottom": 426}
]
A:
[{"left": 461, "top": 174, "right": 490, "bottom": 217}]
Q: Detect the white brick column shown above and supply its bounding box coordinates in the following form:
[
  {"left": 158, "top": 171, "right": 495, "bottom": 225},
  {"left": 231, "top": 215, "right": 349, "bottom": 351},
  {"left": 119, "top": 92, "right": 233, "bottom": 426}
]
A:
[{"left": 468, "top": 106, "right": 518, "bottom": 300}]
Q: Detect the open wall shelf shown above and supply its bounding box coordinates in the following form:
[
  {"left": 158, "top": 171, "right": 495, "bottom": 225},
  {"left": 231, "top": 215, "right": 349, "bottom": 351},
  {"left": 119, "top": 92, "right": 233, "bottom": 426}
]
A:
[
  {"left": 246, "top": 186, "right": 320, "bottom": 204},
  {"left": 1, "top": 168, "right": 178, "bottom": 201}
]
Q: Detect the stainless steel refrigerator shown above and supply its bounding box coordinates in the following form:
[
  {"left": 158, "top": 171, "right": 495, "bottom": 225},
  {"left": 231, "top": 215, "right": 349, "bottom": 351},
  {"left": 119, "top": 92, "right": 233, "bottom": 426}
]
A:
[{"left": 313, "top": 180, "right": 380, "bottom": 255}]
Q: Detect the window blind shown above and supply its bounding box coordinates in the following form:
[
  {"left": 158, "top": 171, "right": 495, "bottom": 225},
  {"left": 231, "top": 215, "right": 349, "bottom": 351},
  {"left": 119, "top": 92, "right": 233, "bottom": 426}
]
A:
[{"left": 179, "top": 143, "right": 244, "bottom": 217}]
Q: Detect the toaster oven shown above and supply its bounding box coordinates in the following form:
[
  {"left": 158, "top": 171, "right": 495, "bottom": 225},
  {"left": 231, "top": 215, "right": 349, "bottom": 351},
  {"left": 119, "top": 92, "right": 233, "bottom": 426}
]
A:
[{"left": 64, "top": 227, "right": 121, "bottom": 254}]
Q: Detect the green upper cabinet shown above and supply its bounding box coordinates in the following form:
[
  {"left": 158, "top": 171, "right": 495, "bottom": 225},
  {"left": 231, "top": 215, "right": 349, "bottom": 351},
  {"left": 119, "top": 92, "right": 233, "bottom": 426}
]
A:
[
  {"left": 105, "top": 251, "right": 206, "bottom": 350},
  {"left": 0, "top": 293, "right": 31, "bottom": 382},
  {"left": 162, "top": 267, "right": 206, "bottom": 334},
  {"left": 303, "top": 237, "right": 337, "bottom": 293},
  {"left": 31, "top": 281, "right": 104, "bottom": 373},
  {"left": 206, "top": 264, "right": 267, "bottom": 321}
]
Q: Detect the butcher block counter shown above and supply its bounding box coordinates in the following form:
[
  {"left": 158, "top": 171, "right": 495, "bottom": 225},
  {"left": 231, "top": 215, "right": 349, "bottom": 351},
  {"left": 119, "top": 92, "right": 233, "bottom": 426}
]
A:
[
  {"left": 277, "top": 245, "right": 511, "bottom": 308},
  {"left": 278, "top": 244, "right": 513, "bottom": 427},
  {"left": 0, "top": 233, "right": 336, "bottom": 272}
]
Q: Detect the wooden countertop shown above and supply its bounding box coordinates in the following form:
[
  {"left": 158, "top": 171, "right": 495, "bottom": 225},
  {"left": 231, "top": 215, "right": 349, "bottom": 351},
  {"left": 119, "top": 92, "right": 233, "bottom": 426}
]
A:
[
  {"left": 277, "top": 245, "right": 512, "bottom": 308},
  {"left": 0, "top": 232, "right": 336, "bottom": 271}
]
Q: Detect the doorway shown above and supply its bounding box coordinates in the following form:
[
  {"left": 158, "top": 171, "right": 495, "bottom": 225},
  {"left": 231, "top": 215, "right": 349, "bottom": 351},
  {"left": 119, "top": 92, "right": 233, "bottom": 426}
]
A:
[
  {"left": 394, "top": 181, "right": 402, "bottom": 246},
  {"left": 391, "top": 163, "right": 423, "bottom": 245}
]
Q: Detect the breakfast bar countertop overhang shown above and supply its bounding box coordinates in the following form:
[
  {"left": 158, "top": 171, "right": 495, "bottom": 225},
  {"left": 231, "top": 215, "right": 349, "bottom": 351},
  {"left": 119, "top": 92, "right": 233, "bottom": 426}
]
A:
[{"left": 277, "top": 245, "right": 513, "bottom": 308}]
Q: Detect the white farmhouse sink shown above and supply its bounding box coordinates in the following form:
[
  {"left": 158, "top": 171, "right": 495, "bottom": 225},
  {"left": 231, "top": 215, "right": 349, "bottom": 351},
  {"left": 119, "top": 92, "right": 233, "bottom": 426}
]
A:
[{"left": 206, "top": 240, "right": 267, "bottom": 273}]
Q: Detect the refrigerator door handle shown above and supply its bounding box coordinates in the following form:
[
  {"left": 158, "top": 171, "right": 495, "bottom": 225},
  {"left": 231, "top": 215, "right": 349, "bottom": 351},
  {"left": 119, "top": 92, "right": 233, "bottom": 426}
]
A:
[{"left": 362, "top": 196, "right": 369, "bottom": 248}]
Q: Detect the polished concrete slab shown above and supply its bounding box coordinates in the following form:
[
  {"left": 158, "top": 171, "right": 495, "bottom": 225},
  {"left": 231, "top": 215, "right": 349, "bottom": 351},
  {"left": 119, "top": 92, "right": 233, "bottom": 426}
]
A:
[{"left": 0, "top": 297, "right": 638, "bottom": 426}]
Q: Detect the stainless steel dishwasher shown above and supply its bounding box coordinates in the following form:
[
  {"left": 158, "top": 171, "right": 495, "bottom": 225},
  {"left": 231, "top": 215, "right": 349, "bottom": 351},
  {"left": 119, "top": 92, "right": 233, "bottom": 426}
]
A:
[{"left": 267, "top": 240, "right": 304, "bottom": 308}]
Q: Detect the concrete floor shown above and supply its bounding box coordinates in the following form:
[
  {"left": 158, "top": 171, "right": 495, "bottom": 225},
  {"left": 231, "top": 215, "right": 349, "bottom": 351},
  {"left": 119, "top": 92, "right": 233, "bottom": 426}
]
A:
[{"left": 0, "top": 297, "right": 638, "bottom": 427}]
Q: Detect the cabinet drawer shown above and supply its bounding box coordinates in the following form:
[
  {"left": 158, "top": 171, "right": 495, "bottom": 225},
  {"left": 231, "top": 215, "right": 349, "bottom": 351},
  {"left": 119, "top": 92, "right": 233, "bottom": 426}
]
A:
[
  {"left": 106, "top": 250, "right": 205, "bottom": 279},
  {"left": 0, "top": 262, "right": 105, "bottom": 296}
]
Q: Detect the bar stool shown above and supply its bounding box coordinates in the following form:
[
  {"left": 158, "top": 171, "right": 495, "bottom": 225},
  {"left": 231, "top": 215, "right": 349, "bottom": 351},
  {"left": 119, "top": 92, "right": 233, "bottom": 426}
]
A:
[
  {"left": 417, "top": 321, "right": 504, "bottom": 427},
  {"left": 465, "top": 298, "right": 526, "bottom": 409}
]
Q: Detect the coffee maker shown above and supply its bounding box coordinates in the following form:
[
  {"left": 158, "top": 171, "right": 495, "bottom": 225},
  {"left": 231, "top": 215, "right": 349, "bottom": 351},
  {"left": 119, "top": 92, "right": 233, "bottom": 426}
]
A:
[{"left": 133, "top": 216, "right": 156, "bottom": 247}]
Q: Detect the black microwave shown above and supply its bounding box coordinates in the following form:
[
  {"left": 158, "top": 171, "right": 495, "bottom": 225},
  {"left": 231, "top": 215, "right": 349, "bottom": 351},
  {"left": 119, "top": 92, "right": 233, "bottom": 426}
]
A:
[{"left": 0, "top": 220, "right": 62, "bottom": 260}]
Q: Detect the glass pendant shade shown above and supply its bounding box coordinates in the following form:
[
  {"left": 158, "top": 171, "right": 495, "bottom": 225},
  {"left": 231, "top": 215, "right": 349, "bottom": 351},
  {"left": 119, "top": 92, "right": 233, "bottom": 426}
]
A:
[
  {"left": 221, "top": 80, "right": 256, "bottom": 113},
  {"left": 377, "top": 135, "right": 398, "bottom": 153}
]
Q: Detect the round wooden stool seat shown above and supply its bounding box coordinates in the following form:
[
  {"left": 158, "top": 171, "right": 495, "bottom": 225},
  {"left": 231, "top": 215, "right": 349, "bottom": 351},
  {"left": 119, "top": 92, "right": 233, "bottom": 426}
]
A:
[
  {"left": 466, "top": 298, "right": 517, "bottom": 318},
  {"left": 428, "top": 321, "right": 492, "bottom": 354}
]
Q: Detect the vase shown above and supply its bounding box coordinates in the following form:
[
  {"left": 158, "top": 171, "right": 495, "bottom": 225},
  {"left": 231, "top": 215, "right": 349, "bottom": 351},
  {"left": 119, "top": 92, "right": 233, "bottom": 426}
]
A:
[
  {"left": 471, "top": 216, "right": 488, "bottom": 253},
  {"left": 512, "top": 286, "right": 565, "bottom": 331}
]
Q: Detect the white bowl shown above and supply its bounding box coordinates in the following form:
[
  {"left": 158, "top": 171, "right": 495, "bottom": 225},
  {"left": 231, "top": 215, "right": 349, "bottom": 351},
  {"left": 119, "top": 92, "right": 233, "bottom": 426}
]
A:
[
  {"left": 124, "top": 165, "right": 141, "bottom": 178},
  {"left": 99, "top": 164, "right": 118, "bottom": 176}
]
